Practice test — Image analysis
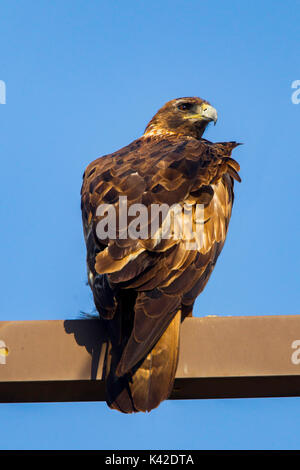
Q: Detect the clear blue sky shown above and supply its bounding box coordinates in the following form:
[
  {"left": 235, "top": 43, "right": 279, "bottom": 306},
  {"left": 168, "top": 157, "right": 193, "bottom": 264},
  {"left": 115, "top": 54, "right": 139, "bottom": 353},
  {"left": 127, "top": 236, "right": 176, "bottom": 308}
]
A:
[{"left": 0, "top": 0, "right": 300, "bottom": 450}]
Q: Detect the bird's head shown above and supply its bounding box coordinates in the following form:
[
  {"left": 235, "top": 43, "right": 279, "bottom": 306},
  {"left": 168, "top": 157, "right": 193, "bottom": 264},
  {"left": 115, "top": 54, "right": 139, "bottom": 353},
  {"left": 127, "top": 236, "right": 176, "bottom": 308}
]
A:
[{"left": 144, "top": 97, "right": 218, "bottom": 139}]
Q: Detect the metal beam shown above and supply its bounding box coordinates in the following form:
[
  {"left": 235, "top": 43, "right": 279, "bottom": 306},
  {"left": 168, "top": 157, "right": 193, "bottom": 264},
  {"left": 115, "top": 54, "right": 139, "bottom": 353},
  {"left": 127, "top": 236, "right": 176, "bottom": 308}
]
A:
[{"left": 1, "top": 315, "right": 300, "bottom": 403}]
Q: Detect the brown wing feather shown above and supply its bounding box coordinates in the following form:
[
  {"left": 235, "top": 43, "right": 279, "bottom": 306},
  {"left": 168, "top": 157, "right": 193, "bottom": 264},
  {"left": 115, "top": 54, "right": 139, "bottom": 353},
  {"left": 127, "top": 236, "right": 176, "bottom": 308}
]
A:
[{"left": 81, "top": 134, "right": 240, "bottom": 412}]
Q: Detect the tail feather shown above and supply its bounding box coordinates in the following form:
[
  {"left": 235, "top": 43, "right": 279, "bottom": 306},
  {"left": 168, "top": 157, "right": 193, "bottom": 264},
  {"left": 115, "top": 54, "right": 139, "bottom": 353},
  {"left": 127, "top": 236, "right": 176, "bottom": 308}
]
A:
[{"left": 105, "top": 310, "right": 181, "bottom": 413}]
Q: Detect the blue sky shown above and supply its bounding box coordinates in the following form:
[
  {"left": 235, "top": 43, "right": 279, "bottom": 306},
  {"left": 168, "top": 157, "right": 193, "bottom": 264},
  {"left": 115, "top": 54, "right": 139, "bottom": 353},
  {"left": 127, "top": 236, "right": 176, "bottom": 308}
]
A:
[{"left": 0, "top": 0, "right": 300, "bottom": 449}]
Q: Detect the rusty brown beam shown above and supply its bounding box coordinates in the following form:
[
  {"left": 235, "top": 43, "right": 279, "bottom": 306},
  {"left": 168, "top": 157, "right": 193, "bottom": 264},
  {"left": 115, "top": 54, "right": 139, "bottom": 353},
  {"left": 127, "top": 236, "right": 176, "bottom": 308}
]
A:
[{"left": 1, "top": 315, "right": 300, "bottom": 403}]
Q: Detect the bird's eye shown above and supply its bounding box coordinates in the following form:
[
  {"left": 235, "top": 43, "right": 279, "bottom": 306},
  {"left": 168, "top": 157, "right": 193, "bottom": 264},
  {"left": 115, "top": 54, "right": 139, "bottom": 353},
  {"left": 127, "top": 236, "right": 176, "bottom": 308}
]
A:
[{"left": 177, "top": 102, "right": 193, "bottom": 111}]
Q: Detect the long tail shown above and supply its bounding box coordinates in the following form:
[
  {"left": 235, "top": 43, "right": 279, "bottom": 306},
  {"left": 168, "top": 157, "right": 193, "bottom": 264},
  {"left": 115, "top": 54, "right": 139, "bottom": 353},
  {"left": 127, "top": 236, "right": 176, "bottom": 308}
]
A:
[{"left": 105, "top": 310, "right": 181, "bottom": 413}]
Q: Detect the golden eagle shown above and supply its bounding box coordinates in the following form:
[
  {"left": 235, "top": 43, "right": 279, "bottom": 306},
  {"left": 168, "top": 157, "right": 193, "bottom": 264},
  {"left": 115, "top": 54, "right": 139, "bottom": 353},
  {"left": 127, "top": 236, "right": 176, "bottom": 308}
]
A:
[{"left": 81, "top": 97, "right": 241, "bottom": 413}]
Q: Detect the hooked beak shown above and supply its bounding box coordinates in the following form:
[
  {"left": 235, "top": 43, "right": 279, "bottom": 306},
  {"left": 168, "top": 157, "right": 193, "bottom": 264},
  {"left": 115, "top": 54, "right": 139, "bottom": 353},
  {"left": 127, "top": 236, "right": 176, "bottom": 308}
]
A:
[
  {"left": 183, "top": 103, "right": 218, "bottom": 125},
  {"left": 199, "top": 103, "right": 218, "bottom": 125}
]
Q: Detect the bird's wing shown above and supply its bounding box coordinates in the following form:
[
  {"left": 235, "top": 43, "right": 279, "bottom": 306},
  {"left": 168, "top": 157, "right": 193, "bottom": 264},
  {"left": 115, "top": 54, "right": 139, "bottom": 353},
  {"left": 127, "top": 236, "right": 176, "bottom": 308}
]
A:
[{"left": 81, "top": 135, "right": 241, "bottom": 373}]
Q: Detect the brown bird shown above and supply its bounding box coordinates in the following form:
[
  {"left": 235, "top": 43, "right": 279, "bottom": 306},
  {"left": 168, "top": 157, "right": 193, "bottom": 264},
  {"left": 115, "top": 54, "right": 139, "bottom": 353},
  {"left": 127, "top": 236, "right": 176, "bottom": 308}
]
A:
[{"left": 81, "top": 97, "right": 241, "bottom": 413}]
